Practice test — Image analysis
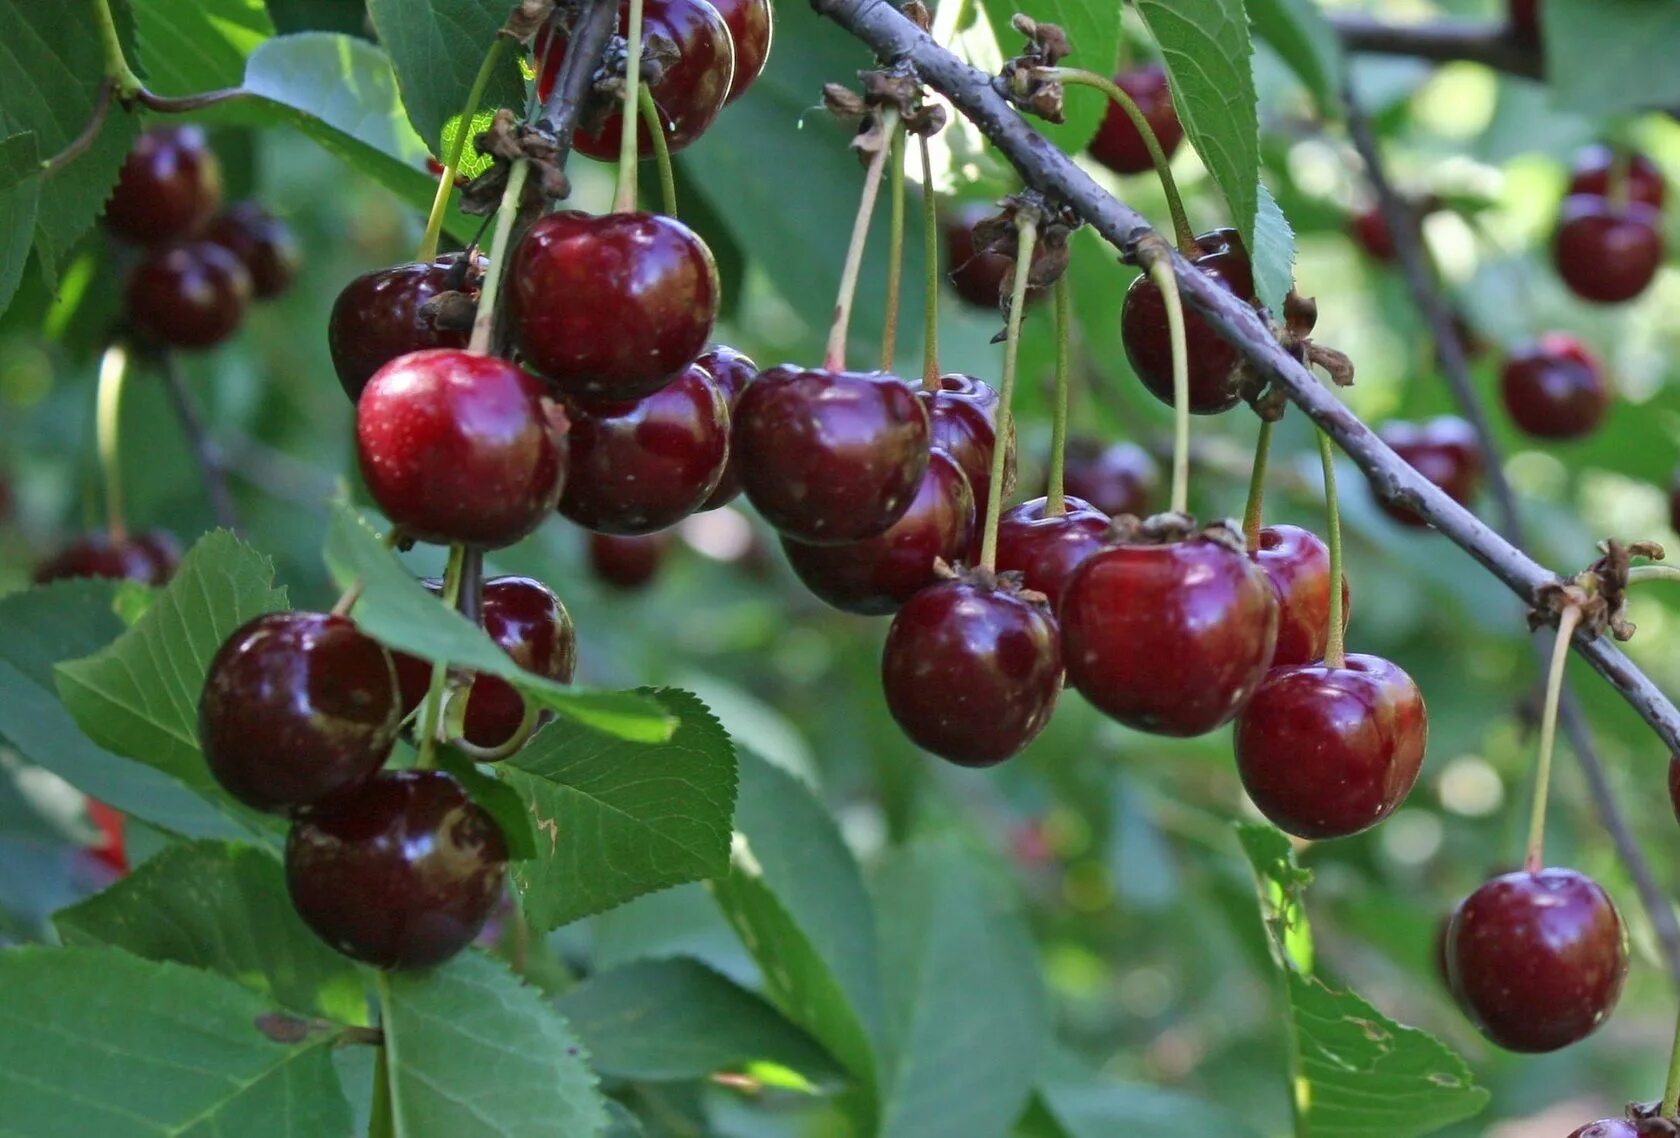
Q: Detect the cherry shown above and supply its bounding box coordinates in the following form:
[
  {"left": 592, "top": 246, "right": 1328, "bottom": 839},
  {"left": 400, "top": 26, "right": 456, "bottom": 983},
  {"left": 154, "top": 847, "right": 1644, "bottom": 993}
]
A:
[
  {"left": 944, "top": 203, "right": 1048, "bottom": 311},
  {"left": 85, "top": 800, "right": 128, "bottom": 877},
  {"left": 695, "top": 345, "right": 757, "bottom": 509},
  {"left": 558, "top": 362, "right": 730, "bottom": 534},
  {"left": 880, "top": 576, "right": 1062, "bottom": 766},
  {"left": 125, "top": 241, "right": 252, "bottom": 349},
  {"left": 732, "top": 366, "right": 929, "bottom": 544},
  {"left": 1348, "top": 206, "right": 1397, "bottom": 263},
  {"left": 1060, "top": 437, "right": 1157, "bottom": 518},
  {"left": 1553, "top": 194, "right": 1664, "bottom": 304},
  {"left": 1235, "top": 654, "right": 1426, "bottom": 839},
  {"left": 1669, "top": 754, "right": 1680, "bottom": 827},
  {"left": 993, "top": 495, "right": 1109, "bottom": 613},
  {"left": 200, "top": 612, "right": 398, "bottom": 814},
  {"left": 1252, "top": 524, "right": 1349, "bottom": 667},
  {"left": 356, "top": 349, "right": 567, "bottom": 548},
  {"left": 509, "top": 211, "right": 718, "bottom": 401},
  {"left": 1671, "top": 468, "right": 1680, "bottom": 534},
  {"left": 1510, "top": 0, "right": 1540, "bottom": 44},
  {"left": 1373, "top": 416, "right": 1484, "bottom": 528},
  {"left": 328, "top": 258, "right": 476, "bottom": 403},
  {"left": 1086, "top": 63, "right": 1183, "bottom": 177},
  {"left": 709, "top": 0, "right": 772, "bottom": 103},
  {"left": 204, "top": 202, "right": 300, "bottom": 299},
  {"left": 1446, "top": 867, "right": 1627, "bottom": 1052},
  {"left": 285, "top": 769, "right": 507, "bottom": 969},
  {"left": 1568, "top": 144, "right": 1666, "bottom": 209},
  {"left": 34, "top": 530, "right": 179, "bottom": 585},
  {"left": 589, "top": 531, "right": 668, "bottom": 589},
  {"left": 1499, "top": 334, "right": 1610, "bottom": 440},
  {"left": 783, "top": 450, "right": 974, "bottom": 615},
  {"left": 1121, "top": 228, "right": 1255, "bottom": 415},
  {"left": 921, "top": 373, "right": 1007, "bottom": 513},
  {"left": 1060, "top": 531, "right": 1279, "bottom": 736},
  {"left": 103, "top": 126, "right": 223, "bottom": 246},
  {"left": 1568, "top": 1124, "right": 1638, "bottom": 1138}
]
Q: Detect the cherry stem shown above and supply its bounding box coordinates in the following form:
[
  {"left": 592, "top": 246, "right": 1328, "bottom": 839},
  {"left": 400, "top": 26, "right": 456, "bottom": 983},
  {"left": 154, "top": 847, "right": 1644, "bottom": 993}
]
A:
[
  {"left": 418, "top": 38, "right": 507, "bottom": 264},
  {"left": 978, "top": 211, "right": 1038, "bottom": 572},
  {"left": 1628, "top": 564, "right": 1680, "bottom": 586},
  {"left": 1315, "top": 428, "right": 1345, "bottom": 669},
  {"left": 1524, "top": 604, "right": 1582, "bottom": 874},
  {"left": 1608, "top": 146, "right": 1632, "bottom": 212},
  {"left": 42, "top": 78, "right": 114, "bottom": 174},
  {"left": 919, "top": 133, "right": 940, "bottom": 391},
  {"left": 92, "top": 0, "right": 143, "bottom": 97},
  {"left": 415, "top": 544, "right": 467, "bottom": 772},
  {"left": 613, "top": 0, "right": 646, "bottom": 214},
  {"left": 1144, "top": 256, "right": 1190, "bottom": 515},
  {"left": 823, "top": 109, "right": 899, "bottom": 373},
  {"left": 1241, "top": 418, "right": 1273, "bottom": 548},
  {"left": 451, "top": 700, "right": 541, "bottom": 762},
  {"left": 880, "top": 122, "right": 907, "bottom": 373},
  {"left": 1045, "top": 274, "right": 1072, "bottom": 517},
  {"left": 158, "top": 351, "right": 239, "bottom": 533},
  {"left": 467, "top": 158, "right": 530, "bottom": 355},
  {"left": 637, "top": 86, "right": 678, "bottom": 217},
  {"left": 1662, "top": 1006, "right": 1680, "bottom": 1119},
  {"left": 1044, "top": 67, "right": 1196, "bottom": 253},
  {"left": 94, "top": 341, "right": 130, "bottom": 543}
]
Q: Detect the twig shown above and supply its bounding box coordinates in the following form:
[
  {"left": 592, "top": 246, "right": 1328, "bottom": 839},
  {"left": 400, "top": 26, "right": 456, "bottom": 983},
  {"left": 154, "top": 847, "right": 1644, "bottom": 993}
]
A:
[
  {"left": 157, "top": 353, "right": 240, "bottom": 532},
  {"left": 1331, "top": 16, "right": 1543, "bottom": 80}
]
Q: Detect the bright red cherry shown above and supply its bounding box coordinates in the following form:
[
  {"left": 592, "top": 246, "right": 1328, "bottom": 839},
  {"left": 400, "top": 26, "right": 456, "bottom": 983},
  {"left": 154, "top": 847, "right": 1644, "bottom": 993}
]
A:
[
  {"left": 1374, "top": 416, "right": 1484, "bottom": 528},
  {"left": 1086, "top": 63, "right": 1183, "bottom": 176},
  {"left": 1446, "top": 867, "right": 1627, "bottom": 1052},
  {"left": 85, "top": 799, "right": 128, "bottom": 876},
  {"left": 356, "top": 349, "right": 567, "bottom": 548},
  {"left": 34, "top": 530, "right": 179, "bottom": 585},
  {"left": 732, "top": 366, "right": 930, "bottom": 544},
  {"left": 1499, "top": 334, "right": 1610, "bottom": 440},
  {"left": 1568, "top": 144, "right": 1665, "bottom": 209},
  {"left": 944, "top": 204, "right": 1048, "bottom": 311},
  {"left": 1235, "top": 653, "right": 1426, "bottom": 839},
  {"left": 695, "top": 345, "right": 757, "bottom": 509},
  {"left": 1553, "top": 194, "right": 1664, "bottom": 304},
  {"left": 1251, "top": 524, "right": 1349, "bottom": 667},
  {"left": 993, "top": 495, "right": 1109, "bottom": 612},
  {"left": 880, "top": 576, "right": 1063, "bottom": 766},
  {"left": 1121, "top": 228, "right": 1255, "bottom": 415},
  {"left": 328, "top": 258, "right": 477, "bottom": 403},
  {"left": 783, "top": 450, "right": 973, "bottom": 615},
  {"left": 1510, "top": 0, "right": 1540, "bottom": 43},
  {"left": 1061, "top": 532, "right": 1279, "bottom": 736},
  {"left": 103, "top": 126, "right": 222, "bottom": 246},
  {"left": 921, "top": 373, "right": 1008, "bottom": 513},
  {"left": 200, "top": 612, "right": 398, "bottom": 814},
  {"left": 709, "top": 0, "right": 772, "bottom": 102},
  {"left": 126, "top": 241, "right": 251, "bottom": 349},
  {"left": 509, "top": 211, "right": 718, "bottom": 400},
  {"left": 589, "top": 531, "right": 667, "bottom": 589},
  {"left": 205, "top": 202, "right": 300, "bottom": 298},
  {"left": 1060, "top": 438, "right": 1157, "bottom": 518},
  {"left": 286, "top": 769, "right": 507, "bottom": 969},
  {"left": 558, "top": 363, "right": 730, "bottom": 534}
]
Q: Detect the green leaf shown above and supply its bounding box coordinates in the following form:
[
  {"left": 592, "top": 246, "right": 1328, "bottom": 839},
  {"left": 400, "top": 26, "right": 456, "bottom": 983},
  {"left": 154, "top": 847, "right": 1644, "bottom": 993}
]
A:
[
  {"left": 0, "top": 946, "right": 353, "bottom": 1137},
  {"left": 434, "top": 746, "right": 540, "bottom": 862},
  {"left": 1542, "top": 0, "right": 1680, "bottom": 116},
  {"left": 377, "top": 952, "right": 606, "bottom": 1138},
  {"left": 366, "top": 0, "right": 526, "bottom": 159},
  {"left": 130, "top": 0, "right": 274, "bottom": 96},
  {"left": 502, "top": 688, "right": 736, "bottom": 931},
  {"left": 0, "top": 132, "right": 39, "bottom": 317},
  {"left": 1236, "top": 823, "right": 1489, "bottom": 1137},
  {"left": 1252, "top": 182, "right": 1296, "bottom": 314},
  {"left": 983, "top": 0, "right": 1121, "bottom": 155},
  {"left": 324, "top": 502, "right": 674, "bottom": 741},
  {"left": 604, "top": 1102, "right": 646, "bottom": 1138},
  {"left": 1034, "top": 1078, "right": 1264, "bottom": 1136},
  {"left": 54, "top": 841, "right": 365, "bottom": 1023},
  {"left": 1246, "top": 0, "right": 1344, "bottom": 116},
  {"left": 711, "top": 752, "right": 882, "bottom": 1088},
  {"left": 55, "top": 531, "right": 288, "bottom": 807},
  {"left": 872, "top": 839, "right": 1047, "bottom": 1138}
]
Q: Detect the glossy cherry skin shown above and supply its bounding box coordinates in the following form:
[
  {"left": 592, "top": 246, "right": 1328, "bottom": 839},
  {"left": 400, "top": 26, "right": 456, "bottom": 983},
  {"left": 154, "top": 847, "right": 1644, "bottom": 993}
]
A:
[
  {"left": 1060, "top": 438, "right": 1157, "bottom": 518},
  {"left": 1568, "top": 144, "right": 1665, "bottom": 209},
  {"left": 285, "top": 769, "right": 508, "bottom": 969},
  {"left": 1374, "top": 416, "right": 1484, "bottom": 528},
  {"left": 204, "top": 202, "right": 300, "bottom": 299},
  {"left": 696, "top": 345, "right": 757, "bottom": 509},
  {"left": 1086, "top": 64, "right": 1183, "bottom": 176},
  {"left": 1252, "top": 524, "right": 1349, "bottom": 667},
  {"left": 1446, "top": 868, "right": 1627, "bottom": 1052},
  {"left": 921, "top": 373, "right": 1007, "bottom": 513},
  {"left": 1122, "top": 228, "right": 1255, "bottom": 415},
  {"left": 1510, "top": 0, "right": 1540, "bottom": 43},
  {"left": 1061, "top": 536, "right": 1279, "bottom": 736},
  {"left": 1234, "top": 654, "right": 1426, "bottom": 839},
  {"left": 993, "top": 495, "right": 1109, "bottom": 613},
  {"left": 733, "top": 366, "right": 930, "bottom": 544},
  {"left": 709, "top": 0, "right": 772, "bottom": 102},
  {"left": 33, "top": 531, "right": 179, "bottom": 585},
  {"left": 126, "top": 241, "right": 252, "bottom": 349},
  {"left": 103, "top": 126, "right": 223, "bottom": 246},
  {"left": 589, "top": 531, "right": 668, "bottom": 589},
  {"left": 944, "top": 204, "right": 1048, "bottom": 311},
  {"left": 881, "top": 579, "right": 1063, "bottom": 766},
  {"left": 1553, "top": 194, "right": 1664, "bottom": 304},
  {"left": 783, "top": 451, "right": 974, "bottom": 615},
  {"left": 328, "top": 259, "right": 475, "bottom": 403},
  {"left": 200, "top": 612, "right": 398, "bottom": 815},
  {"left": 356, "top": 349, "right": 567, "bottom": 548},
  {"left": 1499, "top": 334, "right": 1610, "bottom": 440},
  {"left": 510, "top": 211, "right": 718, "bottom": 400}
]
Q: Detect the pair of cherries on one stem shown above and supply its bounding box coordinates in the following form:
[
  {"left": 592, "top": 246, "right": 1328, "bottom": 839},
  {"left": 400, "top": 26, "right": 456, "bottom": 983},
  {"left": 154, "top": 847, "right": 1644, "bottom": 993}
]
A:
[{"left": 1554, "top": 143, "right": 1666, "bottom": 305}]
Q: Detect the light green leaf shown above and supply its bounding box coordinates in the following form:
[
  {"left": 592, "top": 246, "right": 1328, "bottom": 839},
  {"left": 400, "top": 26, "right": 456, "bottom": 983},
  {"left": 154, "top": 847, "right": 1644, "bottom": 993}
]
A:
[
  {"left": 502, "top": 688, "right": 736, "bottom": 931},
  {"left": 1034, "top": 1078, "right": 1264, "bottom": 1136},
  {"left": 1247, "top": 0, "right": 1344, "bottom": 116},
  {"left": 1542, "top": 0, "right": 1680, "bottom": 116},
  {"left": 983, "top": 0, "right": 1122, "bottom": 155},
  {"left": 131, "top": 0, "right": 274, "bottom": 96},
  {"left": 366, "top": 0, "right": 527, "bottom": 159},
  {"left": 1252, "top": 182, "right": 1295, "bottom": 314},
  {"left": 0, "top": 132, "right": 39, "bottom": 317}
]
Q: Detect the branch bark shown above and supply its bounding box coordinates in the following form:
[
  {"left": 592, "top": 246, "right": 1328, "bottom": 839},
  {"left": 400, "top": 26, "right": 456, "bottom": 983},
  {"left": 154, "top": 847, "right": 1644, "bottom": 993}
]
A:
[{"left": 1331, "top": 16, "right": 1543, "bottom": 80}]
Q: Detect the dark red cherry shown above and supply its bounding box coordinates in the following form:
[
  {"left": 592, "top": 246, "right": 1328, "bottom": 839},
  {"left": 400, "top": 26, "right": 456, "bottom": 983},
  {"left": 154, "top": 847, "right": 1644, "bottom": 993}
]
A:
[
  {"left": 1252, "top": 524, "right": 1349, "bottom": 667},
  {"left": 993, "top": 495, "right": 1109, "bottom": 613},
  {"left": 1349, "top": 207, "right": 1397, "bottom": 262},
  {"left": 1060, "top": 438, "right": 1157, "bottom": 518},
  {"left": 34, "top": 531, "right": 178, "bottom": 585},
  {"left": 200, "top": 612, "right": 397, "bottom": 814},
  {"left": 559, "top": 363, "right": 730, "bottom": 534},
  {"left": 126, "top": 241, "right": 252, "bottom": 349},
  {"left": 783, "top": 451, "right": 973, "bottom": 615},
  {"left": 1374, "top": 416, "right": 1484, "bottom": 528},
  {"left": 944, "top": 203, "right": 1049, "bottom": 311},
  {"left": 328, "top": 258, "right": 477, "bottom": 403},
  {"left": 103, "top": 126, "right": 223, "bottom": 246},
  {"left": 881, "top": 577, "right": 1063, "bottom": 766},
  {"left": 1553, "top": 194, "right": 1664, "bottom": 304},
  {"left": 1568, "top": 144, "right": 1666, "bottom": 209},
  {"left": 921, "top": 373, "right": 1008, "bottom": 512},
  {"left": 204, "top": 202, "right": 300, "bottom": 299},
  {"left": 1086, "top": 63, "right": 1183, "bottom": 177},
  {"left": 356, "top": 349, "right": 567, "bottom": 548},
  {"left": 1500, "top": 334, "right": 1610, "bottom": 440},
  {"left": 285, "top": 769, "right": 507, "bottom": 969},
  {"left": 1235, "top": 653, "right": 1426, "bottom": 839},
  {"left": 709, "top": 0, "right": 772, "bottom": 102},
  {"left": 1669, "top": 754, "right": 1680, "bottom": 827},
  {"left": 1568, "top": 1123, "right": 1638, "bottom": 1138},
  {"left": 695, "top": 345, "right": 757, "bottom": 509},
  {"left": 1510, "top": 0, "right": 1540, "bottom": 43},
  {"left": 509, "top": 211, "right": 718, "bottom": 401},
  {"left": 1446, "top": 867, "right": 1627, "bottom": 1052},
  {"left": 733, "top": 366, "right": 930, "bottom": 544},
  {"left": 130, "top": 530, "right": 182, "bottom": 581},
  {"left": 1121, "top": 228, "right": 1256, "bottom": 415},
  {"left": 1060, "top": 533, "right": 1279, "bottom": 736},
  {"left": 589, "top": 531, "right": 668, "bottom": 589},
  {"left": 1671, "top": 469, "right": 1680, "bottom": 534}
]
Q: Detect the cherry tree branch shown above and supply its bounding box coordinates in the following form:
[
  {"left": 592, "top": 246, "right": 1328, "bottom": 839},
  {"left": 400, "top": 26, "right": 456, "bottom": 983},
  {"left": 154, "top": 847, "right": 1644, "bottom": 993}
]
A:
[{"left": 1331, "top": 16, "right": 1543, "bottom": 80}]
